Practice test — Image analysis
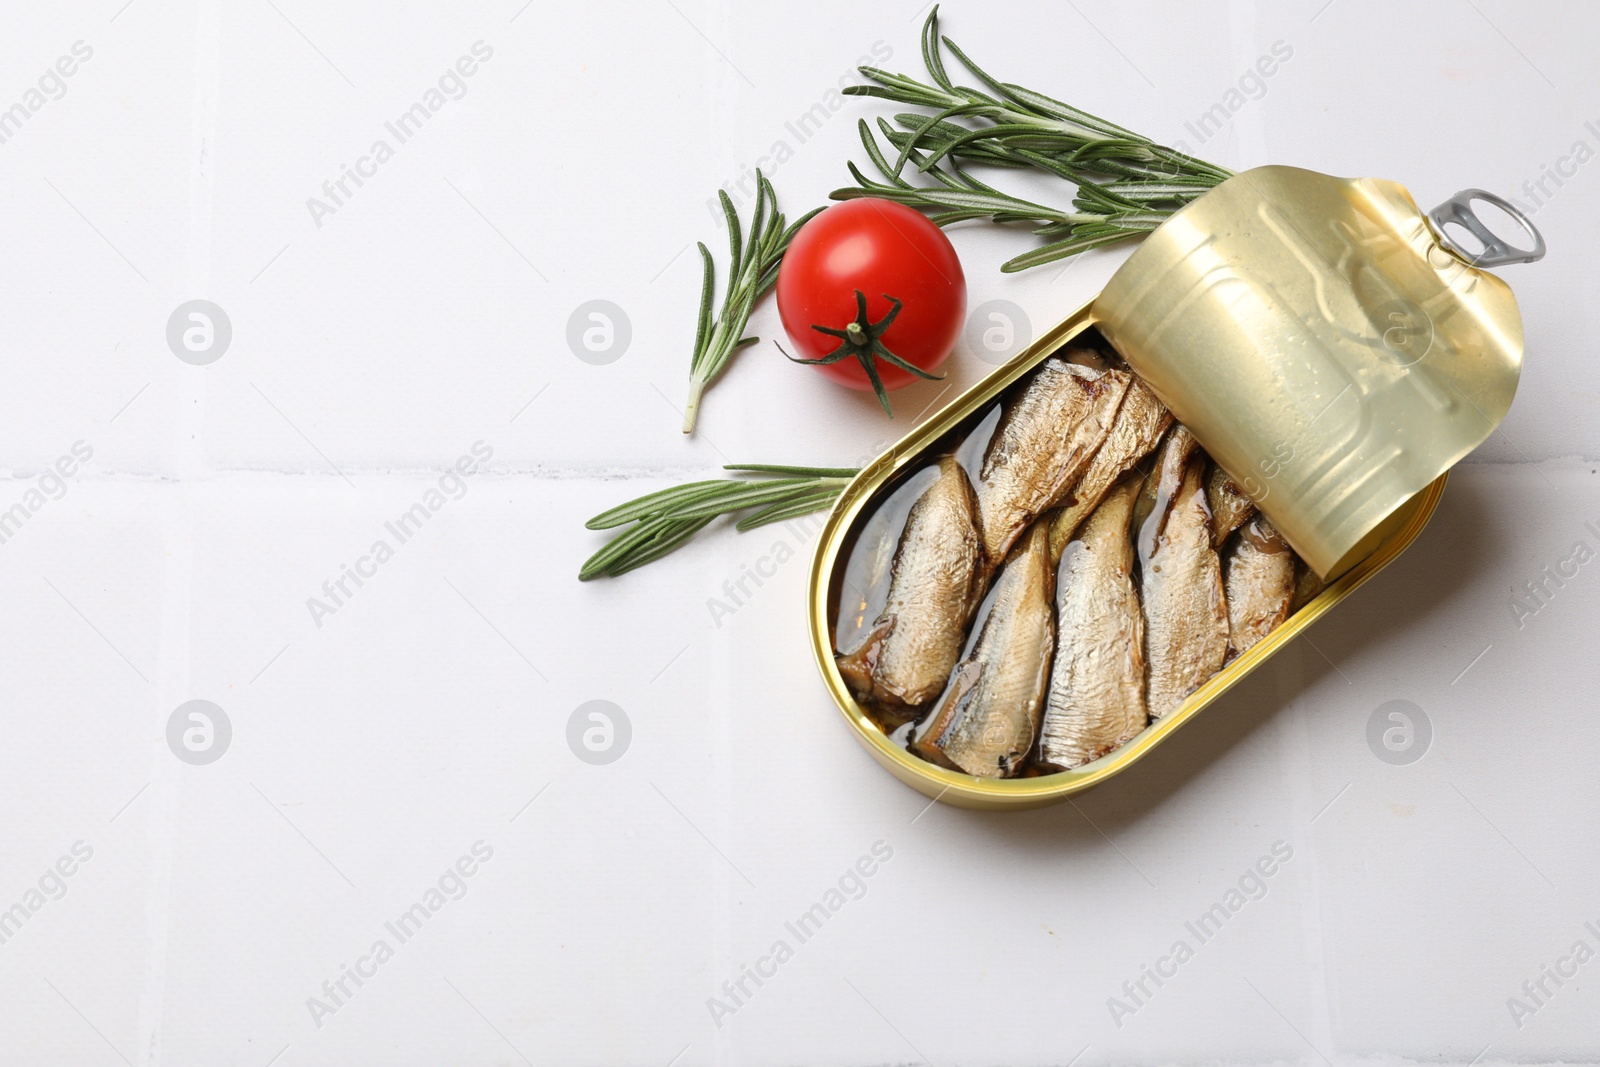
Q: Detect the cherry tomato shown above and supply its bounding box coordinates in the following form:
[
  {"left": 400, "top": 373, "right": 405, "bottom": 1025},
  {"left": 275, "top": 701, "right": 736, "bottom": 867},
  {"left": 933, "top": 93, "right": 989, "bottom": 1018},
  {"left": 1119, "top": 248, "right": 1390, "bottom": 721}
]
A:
[{"left": 776, "top": 198, "right": 966, "bottom": 415}]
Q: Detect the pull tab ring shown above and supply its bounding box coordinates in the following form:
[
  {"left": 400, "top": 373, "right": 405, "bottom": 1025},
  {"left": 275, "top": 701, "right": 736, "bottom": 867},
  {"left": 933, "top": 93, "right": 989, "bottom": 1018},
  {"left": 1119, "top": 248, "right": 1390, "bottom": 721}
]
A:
[{"left": 1426, "top": 189, "right": 1546, "bottom": 268}]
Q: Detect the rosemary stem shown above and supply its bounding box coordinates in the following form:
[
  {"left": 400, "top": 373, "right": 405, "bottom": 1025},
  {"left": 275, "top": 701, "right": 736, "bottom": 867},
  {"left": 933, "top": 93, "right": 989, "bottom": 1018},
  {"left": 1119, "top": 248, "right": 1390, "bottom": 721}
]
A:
[{"left": 682, "top": 378, "right": 706, "bottom": 434}]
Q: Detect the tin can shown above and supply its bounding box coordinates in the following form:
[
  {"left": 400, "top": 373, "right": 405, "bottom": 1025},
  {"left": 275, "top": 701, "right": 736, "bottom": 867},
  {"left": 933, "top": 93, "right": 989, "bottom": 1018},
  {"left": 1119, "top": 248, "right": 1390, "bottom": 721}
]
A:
[{"left": 806, "top": 167, "right": 1543, "bottom": 811}]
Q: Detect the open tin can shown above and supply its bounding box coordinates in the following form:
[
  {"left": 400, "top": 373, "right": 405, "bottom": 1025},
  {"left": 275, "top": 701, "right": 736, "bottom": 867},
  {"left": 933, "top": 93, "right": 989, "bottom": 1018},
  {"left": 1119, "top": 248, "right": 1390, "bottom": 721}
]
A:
[{"left": 806, "top": 165, "right": 1543, "bottom": 811}]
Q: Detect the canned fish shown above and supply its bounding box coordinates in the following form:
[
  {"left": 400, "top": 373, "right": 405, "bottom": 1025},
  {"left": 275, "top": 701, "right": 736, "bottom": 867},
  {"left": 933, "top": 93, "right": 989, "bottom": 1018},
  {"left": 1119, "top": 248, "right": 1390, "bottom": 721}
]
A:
[{"left": 807, "top": 167, "right": 1540, "bottom": 810}]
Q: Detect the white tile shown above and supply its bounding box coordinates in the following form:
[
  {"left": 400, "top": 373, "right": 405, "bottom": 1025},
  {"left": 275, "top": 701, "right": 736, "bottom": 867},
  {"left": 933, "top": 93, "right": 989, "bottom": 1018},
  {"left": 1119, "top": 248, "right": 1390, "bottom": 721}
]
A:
[{"left": 1, "top": 1, "right": 1596, "bottom": 1063}]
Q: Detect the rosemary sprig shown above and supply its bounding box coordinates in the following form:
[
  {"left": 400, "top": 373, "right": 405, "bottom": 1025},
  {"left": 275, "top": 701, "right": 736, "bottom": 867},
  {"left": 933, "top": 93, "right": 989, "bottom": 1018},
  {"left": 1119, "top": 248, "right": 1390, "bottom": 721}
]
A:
[
  {"left": 850, "top": 7, "right": 1230, "bottom": 184},
  {"left": 835, "top": 6, "right": 1232, "bottom": 271},
  {"left": 683, "top": 173, "right": 822, "bottom": 435},
  {"left": 833, "top": 119, "right": 1170, "bottom": 271},
  {"left": 579, "top": 464, "right": 858, "bottom": 580}
]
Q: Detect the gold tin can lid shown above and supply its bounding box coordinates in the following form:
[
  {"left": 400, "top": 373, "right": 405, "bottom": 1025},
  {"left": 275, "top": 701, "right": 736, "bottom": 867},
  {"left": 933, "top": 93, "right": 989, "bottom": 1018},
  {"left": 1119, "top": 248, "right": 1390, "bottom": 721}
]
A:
[{"left": 1094, "top": 165, "right": 1543, "bottom": 578}]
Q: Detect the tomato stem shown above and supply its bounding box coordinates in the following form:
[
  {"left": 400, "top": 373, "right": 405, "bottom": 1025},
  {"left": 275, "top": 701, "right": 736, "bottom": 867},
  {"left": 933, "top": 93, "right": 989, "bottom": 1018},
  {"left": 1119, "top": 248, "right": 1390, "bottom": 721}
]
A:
[{"left": 781, "top": 289, "right": 944, "bottom": 418}]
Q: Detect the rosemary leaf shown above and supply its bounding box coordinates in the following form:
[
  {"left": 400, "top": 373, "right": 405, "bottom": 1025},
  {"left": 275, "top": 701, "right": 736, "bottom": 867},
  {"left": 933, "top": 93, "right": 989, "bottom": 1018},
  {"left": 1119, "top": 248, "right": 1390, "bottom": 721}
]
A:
[
  {"left": 595, "top": 517, "right": 716, "bottom": 579},
  {"left": 737, "top": 488, "right": 850, "bottom": 531},
  {"left": 664, "top": 479, "right": 828, "bottom": 521},
  {"left": 578, "top": 515, "right": 689, "bottom": 580},
  {"left": 1000, "top": 230, "right": 1143, "bottom": 272},
  {"left": 585, "top": 478, "right": 749, "bottom": 530},
  {"left": 578, "top": 465, "right": 859, "bottom": 581},
  {"left": 723, "top": 464, "right": 860, "bottom": 477}
]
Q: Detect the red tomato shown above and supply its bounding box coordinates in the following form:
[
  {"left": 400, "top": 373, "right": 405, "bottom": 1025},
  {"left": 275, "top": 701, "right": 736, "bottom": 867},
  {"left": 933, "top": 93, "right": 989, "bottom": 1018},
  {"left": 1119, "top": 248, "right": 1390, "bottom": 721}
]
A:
[{"left": 776, "top": 198, "right": 966, "bottom": 414}]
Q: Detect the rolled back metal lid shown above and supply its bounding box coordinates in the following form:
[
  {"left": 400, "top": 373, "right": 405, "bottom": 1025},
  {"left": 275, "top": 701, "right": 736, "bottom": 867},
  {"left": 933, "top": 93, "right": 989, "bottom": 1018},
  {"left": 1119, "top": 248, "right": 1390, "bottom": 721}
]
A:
[{"left": 1094, "top": 165, "right": 1538, "bottom": 578}]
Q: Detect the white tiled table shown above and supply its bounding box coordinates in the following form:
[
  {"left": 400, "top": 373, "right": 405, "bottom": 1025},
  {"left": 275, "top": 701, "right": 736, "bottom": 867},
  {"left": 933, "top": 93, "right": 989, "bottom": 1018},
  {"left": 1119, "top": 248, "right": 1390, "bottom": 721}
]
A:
[{"left": 1, "top": 2, "right": 1596, "bottom": 1064}]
